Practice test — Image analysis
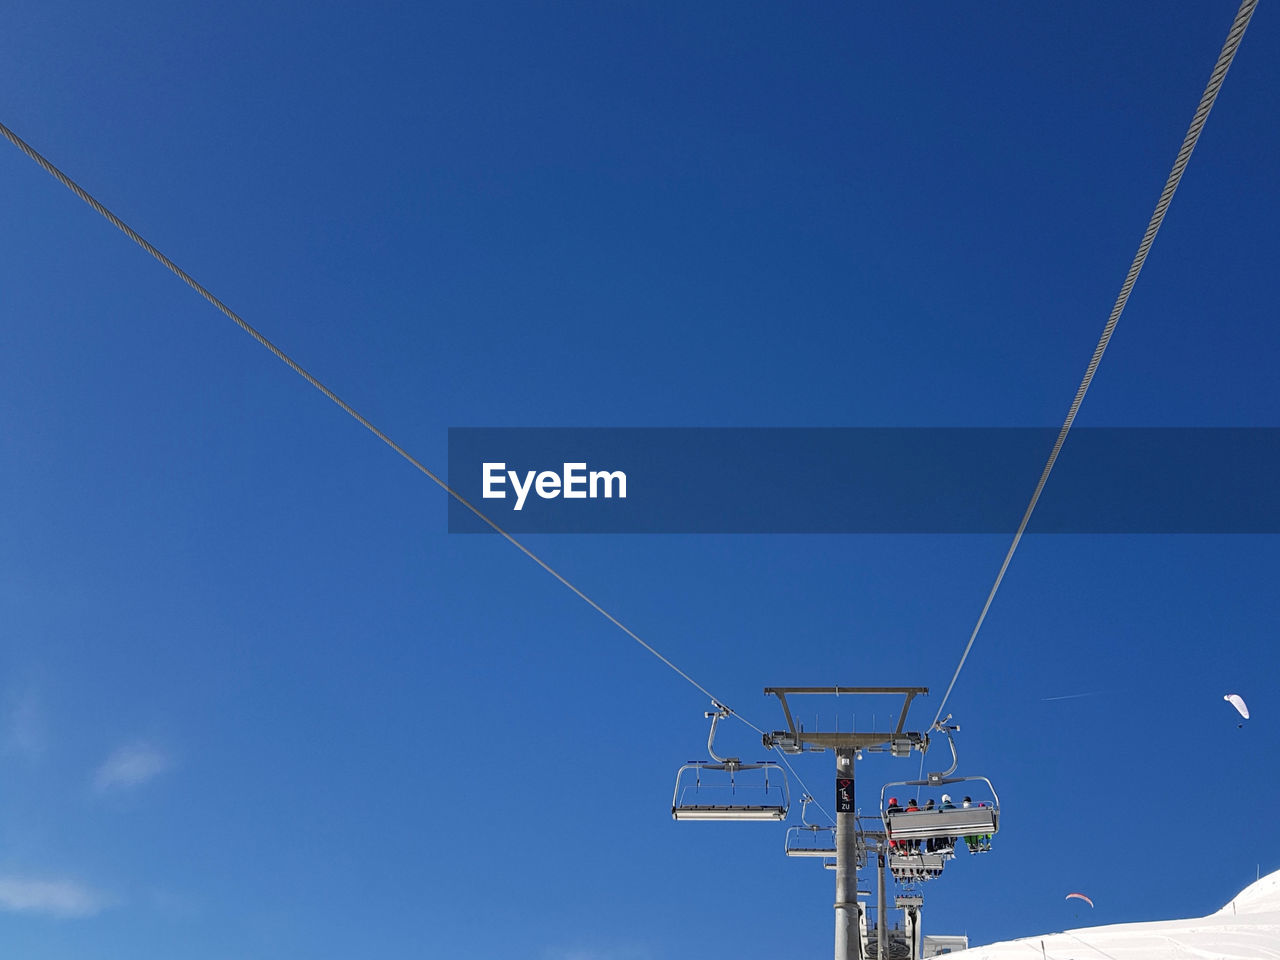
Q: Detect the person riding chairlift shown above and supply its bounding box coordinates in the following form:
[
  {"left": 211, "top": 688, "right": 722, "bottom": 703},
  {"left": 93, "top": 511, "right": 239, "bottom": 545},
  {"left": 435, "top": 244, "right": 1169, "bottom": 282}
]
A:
[
  {"left": 905, "top": 798, "right": 921, "bottom": 853},
  {"left": 886, "top": 796, "right": 903, "bottom": 851},
  {"left": 922, "top": 799, "right": 936, "bottom": 852},
  {"left": 937, "top": 793, "right": 957, "bottom": 855},
  {"left": 961, "top": 796, "right": 980, "bottom": 853}
]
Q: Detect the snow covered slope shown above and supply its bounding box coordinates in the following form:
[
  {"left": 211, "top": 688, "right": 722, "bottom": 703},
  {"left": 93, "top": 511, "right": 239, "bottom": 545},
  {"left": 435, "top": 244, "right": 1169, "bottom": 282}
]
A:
[{"left": 952, "top": 869, "right": 1280, "bottom": 959}]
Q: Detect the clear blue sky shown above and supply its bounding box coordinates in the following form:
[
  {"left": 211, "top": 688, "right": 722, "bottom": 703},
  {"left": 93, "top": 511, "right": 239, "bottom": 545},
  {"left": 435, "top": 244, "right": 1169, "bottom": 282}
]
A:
[{"left": 2, "top": 2, "right": 1277, "bottom": 957}]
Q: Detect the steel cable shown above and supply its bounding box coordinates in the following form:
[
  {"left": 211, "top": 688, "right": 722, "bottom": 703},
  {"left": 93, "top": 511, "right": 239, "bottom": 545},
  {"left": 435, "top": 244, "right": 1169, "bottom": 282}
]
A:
[
  {"left": 930, "top": 0, "right": 1259, "bottom": 729},
  {"left": 0, "top": 118, "right": 769, "bottom": 738}
]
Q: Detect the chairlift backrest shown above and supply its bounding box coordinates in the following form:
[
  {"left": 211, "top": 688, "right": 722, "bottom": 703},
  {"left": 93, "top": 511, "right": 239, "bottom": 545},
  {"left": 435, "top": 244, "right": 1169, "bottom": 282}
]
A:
[{"left": 884, "top": 805, "right": 997, "bottom": 840}]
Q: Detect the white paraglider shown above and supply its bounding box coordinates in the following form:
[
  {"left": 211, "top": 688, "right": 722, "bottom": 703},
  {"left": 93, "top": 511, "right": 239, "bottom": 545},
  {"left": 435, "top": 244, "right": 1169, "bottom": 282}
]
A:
[{"left": 1225, "top": 694, "right": 1249, "bottom": 726}]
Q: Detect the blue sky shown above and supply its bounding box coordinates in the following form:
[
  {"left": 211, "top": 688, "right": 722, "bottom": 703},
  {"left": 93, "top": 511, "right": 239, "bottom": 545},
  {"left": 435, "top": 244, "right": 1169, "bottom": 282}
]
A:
[{"left": 2, "top": 2, "right": 1278, "bottom": 957}]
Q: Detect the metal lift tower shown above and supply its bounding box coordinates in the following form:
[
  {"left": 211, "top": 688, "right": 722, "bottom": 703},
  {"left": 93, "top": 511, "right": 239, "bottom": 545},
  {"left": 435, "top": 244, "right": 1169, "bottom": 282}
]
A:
[{"left": 764, "top": 687, "right": 929, "bottom": 960}]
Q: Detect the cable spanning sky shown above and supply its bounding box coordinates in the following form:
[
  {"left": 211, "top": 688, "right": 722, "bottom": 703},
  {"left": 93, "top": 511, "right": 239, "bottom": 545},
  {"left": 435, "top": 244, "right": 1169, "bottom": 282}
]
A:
[{"left": 2, "top": 3, "right": 1277, "bottom": 958}]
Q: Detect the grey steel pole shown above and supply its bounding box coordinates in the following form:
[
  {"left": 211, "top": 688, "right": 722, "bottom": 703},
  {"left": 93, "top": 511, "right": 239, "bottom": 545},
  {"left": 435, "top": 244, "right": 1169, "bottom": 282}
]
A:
[
  {"left": 834, "top": 749, "right": 859, "bottom": 960},
  {"left": 877, "top": 850, "right": 887, "bottom": 960},
  {"left": 905, "top": 903, "right": 921, "bottom": 960}
]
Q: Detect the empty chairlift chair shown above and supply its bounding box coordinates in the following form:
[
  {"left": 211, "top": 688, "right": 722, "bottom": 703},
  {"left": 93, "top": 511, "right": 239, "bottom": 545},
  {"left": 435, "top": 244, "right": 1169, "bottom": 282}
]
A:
[
  {"left": 785, "top": 824, "right": 836, "bottom": 856},
  {"left": 784, "top": 795, "right": 836, "bottom": 857},
  {"left": 671, "top": 704, "right": 790, "bottom": 821}
]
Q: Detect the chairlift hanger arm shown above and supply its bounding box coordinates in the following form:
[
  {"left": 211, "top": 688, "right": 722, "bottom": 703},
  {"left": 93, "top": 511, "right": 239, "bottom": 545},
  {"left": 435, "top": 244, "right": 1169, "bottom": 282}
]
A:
[
  {"left": 704, "top": 703, "right": 734, "bottom": 765},
  {"left": 926, "top": 724, "right": 959, "bottom": 781}
]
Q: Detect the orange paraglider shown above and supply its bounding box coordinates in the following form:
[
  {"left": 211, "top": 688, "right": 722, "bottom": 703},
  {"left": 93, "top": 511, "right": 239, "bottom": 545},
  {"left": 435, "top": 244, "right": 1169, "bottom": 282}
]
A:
[{"left": 1065, "top": 892, "right": 1094, "bottom": 908}]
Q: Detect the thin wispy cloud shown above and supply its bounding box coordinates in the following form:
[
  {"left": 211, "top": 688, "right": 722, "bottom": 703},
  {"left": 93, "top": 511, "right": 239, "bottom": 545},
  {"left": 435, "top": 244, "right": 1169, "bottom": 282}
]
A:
[
  {"left": 93, "top": 742, "right": 171, "bottom": 792},
  {"left": 0, "top": 876, "right": 106, "bottom": 918}
]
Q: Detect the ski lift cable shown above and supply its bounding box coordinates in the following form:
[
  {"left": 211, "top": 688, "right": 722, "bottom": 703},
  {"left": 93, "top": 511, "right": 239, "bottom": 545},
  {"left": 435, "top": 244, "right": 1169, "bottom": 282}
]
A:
[
  {"left": 0, "top": 118, "right": 771, "bottom": 739},
  {"left": 930, "top": 0, "right": 1259, "bottom": 731},
  {"left": 775, "top": 750, "right": 834, "bottom": 825}
]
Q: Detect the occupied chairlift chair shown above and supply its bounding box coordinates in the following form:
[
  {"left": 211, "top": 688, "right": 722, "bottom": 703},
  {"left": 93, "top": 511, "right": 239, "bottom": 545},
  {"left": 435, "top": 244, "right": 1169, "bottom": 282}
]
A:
[
  {"left": 672, "top": 704, "right": 790, "bottom": 821},
  {"left": 880, "top": 719, "right": 1000, "bottom": 852},
  {"left": 888, "top": 851, "right": 947, "bottom": 883}
]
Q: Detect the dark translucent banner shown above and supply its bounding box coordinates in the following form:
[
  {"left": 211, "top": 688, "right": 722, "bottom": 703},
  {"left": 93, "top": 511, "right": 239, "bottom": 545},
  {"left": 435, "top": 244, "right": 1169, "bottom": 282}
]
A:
[{"left": 446, "top": 428, "right": 1280, "bottom": 533}]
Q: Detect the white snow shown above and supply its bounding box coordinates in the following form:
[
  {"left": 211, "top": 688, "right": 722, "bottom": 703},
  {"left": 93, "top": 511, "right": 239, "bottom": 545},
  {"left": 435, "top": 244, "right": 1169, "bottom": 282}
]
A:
[
  {"left": 1219, "top": 870, "right": 1280, "bottom": 918},
  {"left": 951, "top": 869, "right": 1280, "bottom": 960}
]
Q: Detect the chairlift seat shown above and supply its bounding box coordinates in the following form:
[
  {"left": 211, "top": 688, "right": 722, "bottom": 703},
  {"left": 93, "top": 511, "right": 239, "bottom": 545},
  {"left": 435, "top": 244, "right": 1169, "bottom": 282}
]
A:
[
  {"left": 785, "top": 845, "right": 837, "bottom": 857},
  {"left": 673, "top": 803, "right": 788, "bottom": 821}
]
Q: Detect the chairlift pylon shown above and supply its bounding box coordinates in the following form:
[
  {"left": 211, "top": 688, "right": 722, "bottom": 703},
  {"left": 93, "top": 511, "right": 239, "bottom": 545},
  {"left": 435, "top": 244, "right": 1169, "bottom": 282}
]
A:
[{"left": 671, "top": 703, "right": 791, "bottom": 821}]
